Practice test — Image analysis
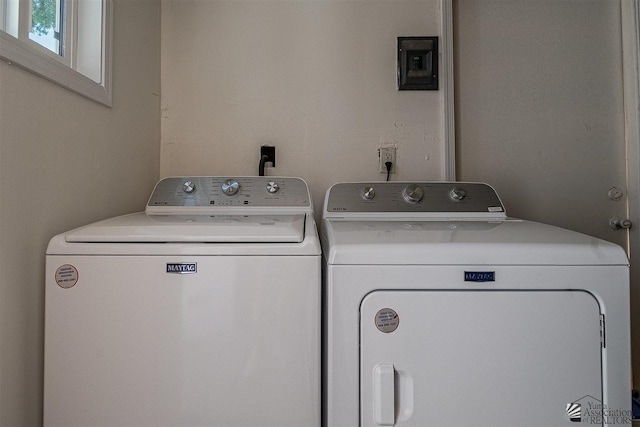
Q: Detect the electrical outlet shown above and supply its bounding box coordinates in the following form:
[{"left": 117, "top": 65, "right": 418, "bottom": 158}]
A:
[
  {"left": 378, "top": 146, "right": 396, "bottom": 173},
  {"left": 261, "top": 145, "right": 276, "bottom": 167}
]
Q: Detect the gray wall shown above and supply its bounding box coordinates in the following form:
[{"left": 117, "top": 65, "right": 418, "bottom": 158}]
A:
[
  {"left": 0, "top": 0, "right": 161, "bottom": 424},
  {"left": 454, "top": 0, "right": 626, "bottom": 244},
  {"left": 454, "top": 0, "right": 637, "bottom": 385}
]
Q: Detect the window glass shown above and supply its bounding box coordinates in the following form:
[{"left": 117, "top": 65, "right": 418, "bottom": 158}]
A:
[{"left": 29, "top": 0, "right": 63, "bottom": 55}]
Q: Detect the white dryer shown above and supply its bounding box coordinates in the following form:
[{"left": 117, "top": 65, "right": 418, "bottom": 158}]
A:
[
  {"left": 45, "top": 177, "right": 320, "bottom": 427},
  {"left": 322, "top": 182, "right": 631, "bottom": 427}
]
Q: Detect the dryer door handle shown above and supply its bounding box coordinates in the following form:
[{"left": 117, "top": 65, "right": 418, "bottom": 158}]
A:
[{"left": 373, "top": 364, "right": 395, "bottom": 426}]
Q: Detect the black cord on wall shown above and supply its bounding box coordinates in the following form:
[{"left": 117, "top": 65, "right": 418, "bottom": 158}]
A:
[{"left": 259, "top": 155, "right": 270, "bottom": 176}]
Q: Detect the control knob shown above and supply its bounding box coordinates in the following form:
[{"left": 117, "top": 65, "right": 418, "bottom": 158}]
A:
[
  {"left": 183, "top": 181, "right": 196, "bottom": 194},
  {"left": 450, "top": 187, "right": 467, "bottom": 201},
  {"left": 402, "top": 184, "right": 424, "bottom": 203},
  {"left": 266, "top": 181, "right": 279, "bottom": 194},
  {"left": 221, "top": 179, "right": 240, "bottom": 196},
  {"left": 362, "top": 187, "right": 376, "bottom": 200}
]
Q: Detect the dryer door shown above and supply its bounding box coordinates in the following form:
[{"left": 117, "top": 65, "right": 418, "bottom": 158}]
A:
[{"left": 360, "top": 291, "right": 603, "bottom": 427}]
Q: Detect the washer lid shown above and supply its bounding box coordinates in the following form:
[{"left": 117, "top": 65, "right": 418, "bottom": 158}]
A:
[{"left": 65, "top": 213, "right": 306, "bottom": 243}]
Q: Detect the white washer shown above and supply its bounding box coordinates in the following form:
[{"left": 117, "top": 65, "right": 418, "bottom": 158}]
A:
[
  {"left": 322, "top": 182, "right": 631, "bottom": 427},
  {"left": 45, "top": 177, "right": 320, "bottom": 427}
]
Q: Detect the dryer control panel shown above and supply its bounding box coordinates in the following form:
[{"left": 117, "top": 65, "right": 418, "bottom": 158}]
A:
[
  {"left": 147, "top": 177, "right": 311, "bottom": 211},
  {"left": 324, "top": 182, "right": 506, "bottom": 216}
]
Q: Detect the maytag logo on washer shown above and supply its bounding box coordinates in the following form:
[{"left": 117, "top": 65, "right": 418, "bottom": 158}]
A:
[{"left": 166, "top": 263, "right": 197, "bottom": 274}]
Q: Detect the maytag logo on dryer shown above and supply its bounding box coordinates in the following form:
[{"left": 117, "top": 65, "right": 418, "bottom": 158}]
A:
[
  {"left": 166, "top": 263, "right": 197, "bottom": 274},
  {"left": 464, "top": 271, "right": 495, "bottom": 282}
]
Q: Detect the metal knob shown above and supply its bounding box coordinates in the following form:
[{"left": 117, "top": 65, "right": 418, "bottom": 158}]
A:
[
  {"left": 450, "top": 187, "right": 467, "bottom": 201},
  {"left": 609, "top": 217, "right": 632, "bottom": 230},
  {"left": 608, "top": 187, "right": 624, "bottom": 201},
  {"left": 402, "top": 184, "right": 424, "bottom": 203},
  {"left": 266, "top": 181, "right": 279, "bottom": 194},
  {"left": 362, "top": 187, "right": 376, "bottom": 200},
  {"left": 221, "top": 179, "right": 240, "bottom": 196},
  {"left": 183, "top": 181, "right": 196, "bottom": 194}
]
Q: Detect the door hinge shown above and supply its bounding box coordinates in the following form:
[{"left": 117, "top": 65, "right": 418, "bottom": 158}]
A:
[{"left": 600, "top": 314, "right": 606, "bottom": 348}]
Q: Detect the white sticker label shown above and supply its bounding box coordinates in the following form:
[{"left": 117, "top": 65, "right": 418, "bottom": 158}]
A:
[
  {"left": 375, "top": 308, "right": 399, "bottom": 333},
  {"left": 488, "top": 206, "right": 503, "bottom": 212},
  {"left": 55, "top": 264, "right": 78, "bottom": 289}
]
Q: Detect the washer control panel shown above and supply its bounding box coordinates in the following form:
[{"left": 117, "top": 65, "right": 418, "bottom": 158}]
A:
[
  {"left": 147, "top": 177, "right": 311, "bottom": 208},
  {"left": 326, "top": 182, "right": 505, "bottom": 214}
]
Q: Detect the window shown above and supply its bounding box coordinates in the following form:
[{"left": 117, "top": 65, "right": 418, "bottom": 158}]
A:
[
  {"left": 29, "top": 0, "right": 64, "bottom": 56},
  {"left": 0, "top": 0, "right": 112, "bottom": 106}
]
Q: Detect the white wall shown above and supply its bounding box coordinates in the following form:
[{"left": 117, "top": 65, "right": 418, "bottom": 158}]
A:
[
  {"left": 0, "top": 0, "right": 161, "bottom": 424},
  {"left": 161, "top": 0, "right": 446, "bottom": 216}
]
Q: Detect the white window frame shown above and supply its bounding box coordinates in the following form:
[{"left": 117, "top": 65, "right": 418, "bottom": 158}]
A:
[{"left": 0, "top": 0, "right": 112, "bottom": 106}]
